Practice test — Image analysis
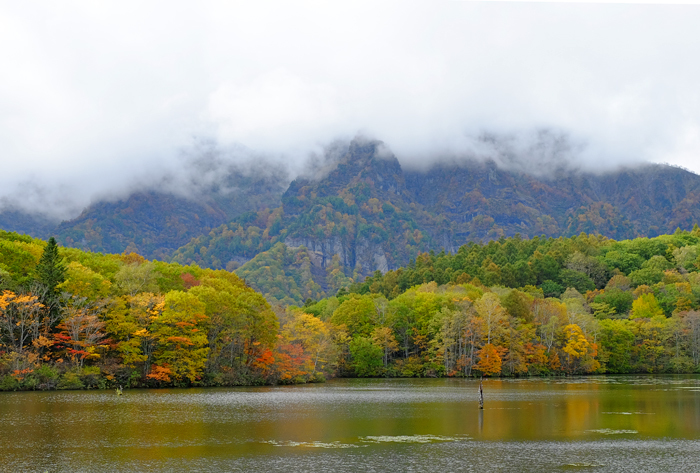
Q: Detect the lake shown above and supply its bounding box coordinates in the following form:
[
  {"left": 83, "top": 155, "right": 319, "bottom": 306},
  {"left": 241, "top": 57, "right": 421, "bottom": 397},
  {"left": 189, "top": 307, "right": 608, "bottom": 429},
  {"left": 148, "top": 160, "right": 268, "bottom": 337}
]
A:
[{"left": 1, "top": 376, "right": 699, "bottom": 472}]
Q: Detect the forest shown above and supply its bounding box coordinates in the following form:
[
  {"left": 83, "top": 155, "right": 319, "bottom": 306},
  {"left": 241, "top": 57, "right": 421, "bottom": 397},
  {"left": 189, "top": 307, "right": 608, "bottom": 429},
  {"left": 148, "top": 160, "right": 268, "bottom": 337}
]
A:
[
  {"left": 0, "top": 231, "right": 314, "bottom": 390},
  {"left": 321, "top": 228, "right": 700, "bottom": 376},
  {"left": 2, "top": 227, "right": 700, "bottom": 391}
]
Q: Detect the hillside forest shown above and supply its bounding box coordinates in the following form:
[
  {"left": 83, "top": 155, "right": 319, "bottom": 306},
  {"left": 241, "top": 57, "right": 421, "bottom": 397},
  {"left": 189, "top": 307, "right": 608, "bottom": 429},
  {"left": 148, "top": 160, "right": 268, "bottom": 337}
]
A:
[{"left": 2, "top": 227, "right": 700, "bottom": 391}]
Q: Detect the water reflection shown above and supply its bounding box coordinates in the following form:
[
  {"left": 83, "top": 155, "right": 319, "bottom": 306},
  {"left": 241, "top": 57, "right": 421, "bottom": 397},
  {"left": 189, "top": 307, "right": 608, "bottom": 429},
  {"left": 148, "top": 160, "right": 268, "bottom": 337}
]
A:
[{"left": 0, "top": 376, "right": 698, "bottom": 472}]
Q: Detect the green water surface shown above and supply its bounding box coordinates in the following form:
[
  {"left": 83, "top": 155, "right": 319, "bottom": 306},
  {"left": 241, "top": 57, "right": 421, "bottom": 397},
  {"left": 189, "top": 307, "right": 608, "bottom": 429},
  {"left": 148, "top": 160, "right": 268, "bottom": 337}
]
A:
[{"left": 1, "top": 376, "right": 699, "bottom": 472}]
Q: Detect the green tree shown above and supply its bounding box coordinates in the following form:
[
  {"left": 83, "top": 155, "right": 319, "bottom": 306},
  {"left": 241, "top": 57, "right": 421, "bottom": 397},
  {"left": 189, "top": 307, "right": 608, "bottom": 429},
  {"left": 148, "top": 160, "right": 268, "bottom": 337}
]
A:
[
  {"left": 541, "top": 280, "right": 564, "bottom": 298},
  {"left": 35, "top": 237, "right": 66, "bottom": 294},
  {"left": 598, "top": 319, "right": 634, "bottom": 372},
  {"left": 34, "top": 237, "right": 67, "bottom": 326},
  {"left": 559, "top": 269, "right": 595, "bottom": 294},
  {"left": 114, "top": 261, "right": 160, "bottom": 296},
  {"left": 349, "top": 336, "right": 383, "bottom": 376},
  {"left": 57, "top": 262, "right": 112, "bottom": 301},
  {"left": 331, "top": 294, "right": 377, "bottom": 336},
  {"left": 594, "top": 288, "right": 634, "bottom": 316}
]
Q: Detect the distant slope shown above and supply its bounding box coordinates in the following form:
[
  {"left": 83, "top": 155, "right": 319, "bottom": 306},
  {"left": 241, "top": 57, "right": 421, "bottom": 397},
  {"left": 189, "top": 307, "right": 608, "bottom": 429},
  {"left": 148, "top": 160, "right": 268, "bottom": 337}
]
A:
[
  {"left": 0, "top": 164, "right": 289, "bottom": 260},
  {"left": 54, "top": 191, "right": 231, "bottom": 260},
  {"left": 404, "top": 160, "right": 700, "bottom": 242},
  {"left": 0, "top": 209, "right": 58, "bottom": 240}
]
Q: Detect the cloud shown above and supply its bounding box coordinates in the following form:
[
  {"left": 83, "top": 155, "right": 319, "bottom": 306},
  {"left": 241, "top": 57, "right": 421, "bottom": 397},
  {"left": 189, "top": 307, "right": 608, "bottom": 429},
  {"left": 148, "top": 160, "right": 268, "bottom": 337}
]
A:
[{"left": 1, "top": 1, "right": 700, "bottom": 218}]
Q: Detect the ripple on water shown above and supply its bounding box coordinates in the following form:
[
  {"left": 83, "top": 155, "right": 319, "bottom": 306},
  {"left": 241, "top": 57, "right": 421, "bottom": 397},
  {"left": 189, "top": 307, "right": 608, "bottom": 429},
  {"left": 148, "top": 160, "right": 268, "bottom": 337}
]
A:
[
  {"left": 586, "top": 429, "right": 638, "bottom": 435},
  {"left": 561, "top": 462, "right": 605, "bottom": 469},
  {"left": 262, "top": 440, "right": 364, "bottom": 449},
  {"left": 360, "top": 434, "right": 469, "bottom": 443},
  {"left": 260, "top": 434, "right": 469, "bottom": 448}
]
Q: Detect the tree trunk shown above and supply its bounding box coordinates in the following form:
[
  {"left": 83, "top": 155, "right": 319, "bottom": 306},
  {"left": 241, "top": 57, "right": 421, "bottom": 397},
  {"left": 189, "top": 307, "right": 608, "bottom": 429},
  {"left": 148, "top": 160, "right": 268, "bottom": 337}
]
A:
[{"left": 478, "top": 377, "right": 484, "bottom": 409}]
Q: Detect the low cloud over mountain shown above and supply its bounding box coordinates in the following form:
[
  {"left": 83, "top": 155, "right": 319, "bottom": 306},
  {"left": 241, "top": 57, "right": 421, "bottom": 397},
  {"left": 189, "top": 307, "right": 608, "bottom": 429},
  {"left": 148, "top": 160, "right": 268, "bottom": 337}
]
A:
[{"left": 2, "top": 1, "right": 700, "bottom": 220}]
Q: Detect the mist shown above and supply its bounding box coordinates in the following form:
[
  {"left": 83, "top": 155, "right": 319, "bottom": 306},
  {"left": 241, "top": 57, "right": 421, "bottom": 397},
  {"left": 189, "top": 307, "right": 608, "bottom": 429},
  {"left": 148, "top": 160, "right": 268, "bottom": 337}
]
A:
[{"left": 2, "top": 1, "right": 700, "bottom": 220}]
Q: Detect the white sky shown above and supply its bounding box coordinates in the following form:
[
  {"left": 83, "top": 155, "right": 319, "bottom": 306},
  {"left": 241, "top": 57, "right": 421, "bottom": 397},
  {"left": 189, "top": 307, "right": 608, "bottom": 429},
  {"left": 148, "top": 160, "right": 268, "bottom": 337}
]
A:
[{"left": 1, "top": 1, "right": 700, "bottom": 218}]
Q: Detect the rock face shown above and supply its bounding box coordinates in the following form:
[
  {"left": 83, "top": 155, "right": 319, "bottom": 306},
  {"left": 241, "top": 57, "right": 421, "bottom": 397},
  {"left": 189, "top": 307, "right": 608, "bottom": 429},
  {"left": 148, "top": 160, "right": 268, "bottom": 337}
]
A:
[
  {"left": 284, "top": 236, "right": 351, "bottom": 268},
  {"left": 277, "top": 139, "right": 425, "bottom": 276}
]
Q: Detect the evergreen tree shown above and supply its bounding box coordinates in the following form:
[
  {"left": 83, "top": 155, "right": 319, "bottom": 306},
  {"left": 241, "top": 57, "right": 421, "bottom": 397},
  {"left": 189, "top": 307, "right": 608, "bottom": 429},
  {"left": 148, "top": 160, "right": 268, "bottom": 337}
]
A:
[
  {"left": 34, "top": 237, "right": 67, "bottom": 328},
  {"left": 35, "top": 237, "right": 66, "bottom": 294}
]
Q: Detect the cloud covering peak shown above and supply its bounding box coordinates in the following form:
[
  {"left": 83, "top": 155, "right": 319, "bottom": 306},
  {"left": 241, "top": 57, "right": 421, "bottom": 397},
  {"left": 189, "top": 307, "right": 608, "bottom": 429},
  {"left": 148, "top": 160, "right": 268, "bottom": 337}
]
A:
[{"left": 2, "top": 1, "right": 700, "bottom": 218}]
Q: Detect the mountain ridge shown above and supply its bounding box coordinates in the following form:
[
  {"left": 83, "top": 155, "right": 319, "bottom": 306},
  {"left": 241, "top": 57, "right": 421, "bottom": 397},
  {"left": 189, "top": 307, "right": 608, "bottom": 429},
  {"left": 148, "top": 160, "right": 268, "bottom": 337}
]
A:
[
  {"left": 3, "top": 138, "right": 700, "bottom": 304},
  {"left": 170, "top": 139, "right": 700, "bottom": 303}
]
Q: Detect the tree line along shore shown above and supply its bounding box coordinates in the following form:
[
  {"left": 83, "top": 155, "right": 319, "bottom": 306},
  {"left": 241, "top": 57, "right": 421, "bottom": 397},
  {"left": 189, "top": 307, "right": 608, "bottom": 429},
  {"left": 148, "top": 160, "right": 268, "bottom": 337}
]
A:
[{"left": 2, "top": 228, "right": 700, "bottom": 391}]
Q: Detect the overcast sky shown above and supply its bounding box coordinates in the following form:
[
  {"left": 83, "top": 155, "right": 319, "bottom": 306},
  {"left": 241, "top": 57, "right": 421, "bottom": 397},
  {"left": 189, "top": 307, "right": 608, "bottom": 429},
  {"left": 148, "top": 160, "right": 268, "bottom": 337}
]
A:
[{"left": 2, "top": 1, "right": 700, "bottom": 219}]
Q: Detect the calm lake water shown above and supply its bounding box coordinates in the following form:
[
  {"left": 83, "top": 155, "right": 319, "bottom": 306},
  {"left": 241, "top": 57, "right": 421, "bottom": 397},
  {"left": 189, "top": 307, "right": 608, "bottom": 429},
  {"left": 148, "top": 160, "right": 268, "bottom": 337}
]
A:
[{"left": 1, "top": 376, "right": 699, "bottom": 472}]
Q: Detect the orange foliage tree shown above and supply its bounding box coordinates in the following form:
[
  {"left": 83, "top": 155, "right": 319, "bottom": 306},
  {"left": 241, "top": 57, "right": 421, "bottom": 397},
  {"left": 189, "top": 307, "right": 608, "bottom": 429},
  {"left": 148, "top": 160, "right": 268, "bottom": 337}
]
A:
[{"left": 474, "top": 343, "right": 503, "bottom": 376}]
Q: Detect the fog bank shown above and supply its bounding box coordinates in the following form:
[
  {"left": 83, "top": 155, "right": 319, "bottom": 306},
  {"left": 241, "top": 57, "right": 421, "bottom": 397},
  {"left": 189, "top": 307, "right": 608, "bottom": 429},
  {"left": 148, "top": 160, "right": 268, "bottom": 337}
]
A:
[{"left": 2, "top": 1, "right": 699, "bottom": 219}]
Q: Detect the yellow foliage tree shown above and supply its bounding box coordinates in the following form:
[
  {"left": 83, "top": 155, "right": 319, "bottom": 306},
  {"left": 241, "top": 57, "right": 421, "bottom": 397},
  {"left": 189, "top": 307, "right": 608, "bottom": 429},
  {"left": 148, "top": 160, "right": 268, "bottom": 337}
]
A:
[
  {"left": 475, "top": 292, "right": 507, "bottom": 345},
  {"left": 371, "top": 326, "right": 399, "bottom": 367},
  {"left": 282, "top": 312, "right": 335, "bottom": 378},
  {"left": 630, "top": 293, "right": 665, "bottom": 320},
  {"left": 561, "top": 324, "right": 600, "bottom": 373},
  {"left": 562, "top": 324, "right": 589, "bottom": 358}
]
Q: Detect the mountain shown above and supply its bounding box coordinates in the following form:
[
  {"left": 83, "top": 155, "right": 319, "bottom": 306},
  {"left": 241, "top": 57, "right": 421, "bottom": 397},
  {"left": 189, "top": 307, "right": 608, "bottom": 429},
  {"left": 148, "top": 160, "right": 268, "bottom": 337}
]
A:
[
  {"left": 3, "top": 137, "right": 700, "bottom": 306},
  {"left": 171, "top": 139, "right": 449, "bottom": 300},
  {"left": 0, "top": 208, "right": 58, "bottom": 240},
  {"left": 170, "top": 138, "right": 700, "bottom": 304},
  {"left": 403, "top": 159, "right": 700, "bottom": 244}
]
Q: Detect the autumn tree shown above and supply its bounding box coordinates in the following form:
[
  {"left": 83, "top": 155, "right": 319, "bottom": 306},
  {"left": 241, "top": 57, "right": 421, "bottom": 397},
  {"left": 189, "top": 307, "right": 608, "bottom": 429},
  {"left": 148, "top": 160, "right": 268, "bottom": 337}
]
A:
[
  {"left": 474, "top": 343, "right": 502, "bottom": 376},
  {"left": 475, "top": 292, "right": 506, "bottom": 345},
  {"left": 561, "top": 324, "right": 599, "bottom": 374},
  {"left": 54, "top": 297, "right": 109, "bottom": 367},
  {"left": 190, "top": 272, "right": 278, "bottom": 378},
  {"left": 104, "top": 293, "right": 165, "bottom": 377},
  {"left": 0, "top": 290, "right": 44, "bottom": 355},
  {"left": 282, "top": 312, "right": 335, "bottom": 379},
  {"left": 371, "top": 326, "right": 399, "bottom": 367},
  {"left": 150, "top": 291, "right": 209, "bottom": 384},
  {"left": 630, "top": 293, "right": 665, "bottom": 320}
]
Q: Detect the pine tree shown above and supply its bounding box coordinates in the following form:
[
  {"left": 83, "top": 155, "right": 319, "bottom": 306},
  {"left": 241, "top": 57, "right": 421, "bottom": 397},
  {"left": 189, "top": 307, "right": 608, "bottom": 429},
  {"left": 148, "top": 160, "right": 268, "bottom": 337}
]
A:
[
  {"left": 35, "top": 237, "right": 67, "bottom": 295},
  {"left": 34, "top": 237, "right": 68, "bottom": 329}
]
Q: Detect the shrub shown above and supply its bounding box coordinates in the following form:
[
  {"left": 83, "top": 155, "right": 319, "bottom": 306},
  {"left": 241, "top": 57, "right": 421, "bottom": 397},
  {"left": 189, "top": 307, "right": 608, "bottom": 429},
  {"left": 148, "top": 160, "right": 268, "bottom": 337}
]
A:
[
  {"left": 0, "top": 375, "right": 19, "bottom": 391},
  {"left": 80, "top": 366, "right": 104, "bottom": 389},
  {"left": 58, "top": 371, "right": 85, "bottom": 390},
  {"left": 33, "top": 365, "right": 59, "bottom": 390}
]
